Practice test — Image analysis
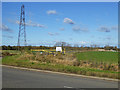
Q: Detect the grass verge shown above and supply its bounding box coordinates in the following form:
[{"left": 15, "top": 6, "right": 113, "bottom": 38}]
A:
[{"left": 2, "top": 54, "right": 119, "bottom": 79}]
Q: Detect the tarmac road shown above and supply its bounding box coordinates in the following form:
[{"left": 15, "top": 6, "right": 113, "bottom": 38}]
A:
[{"left": 2, "top": 66, "right": 118, "bottom": 88}]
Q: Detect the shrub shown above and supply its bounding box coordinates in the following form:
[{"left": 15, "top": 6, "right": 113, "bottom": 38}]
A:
[
  {"left": 72, "top": 61, "right": 80, "bottom": 66},
  {"left": 2, "top": 52, "right": 17, "bottom": 57}
]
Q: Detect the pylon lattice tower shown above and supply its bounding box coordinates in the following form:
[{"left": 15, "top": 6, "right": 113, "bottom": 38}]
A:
[{"left": 17, "top": 5, "right": 27, "bottom": 46}]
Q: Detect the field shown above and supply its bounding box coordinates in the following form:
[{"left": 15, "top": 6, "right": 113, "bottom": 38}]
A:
[
  {"left": 2, "top": 50, "right": 119, "bottom": 79},
  {"left": 76, "top": 51, "right": 118, "bottom": 64}
]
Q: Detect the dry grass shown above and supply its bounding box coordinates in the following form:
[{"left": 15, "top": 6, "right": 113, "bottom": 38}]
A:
[
  {"left": 16, "top": 52, "right": 119, "bottom": 72},
  {"left": 78, "top": 61, "right": 119, "bottom": 72},
  {"left": 17, "top": 52, "right": 78, "bottom": 66},
  {"left": 3, "top": 52, "right": 119, "bottom": 79}
]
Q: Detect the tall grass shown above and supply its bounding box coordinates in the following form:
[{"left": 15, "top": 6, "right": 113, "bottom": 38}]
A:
[
  {"left": 12, "top": 52, "right": 119, "bottom": 71},
  {"left": 2, "top": 54, "right": 119, "bottom": 79},
  {"left": 2, "top": 51, "right": 119, "bottom": 79}
]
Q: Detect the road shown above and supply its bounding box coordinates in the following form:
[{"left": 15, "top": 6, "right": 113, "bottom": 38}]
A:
[{"left": 2, "top": 66, "right": 118, "bottom": 88}]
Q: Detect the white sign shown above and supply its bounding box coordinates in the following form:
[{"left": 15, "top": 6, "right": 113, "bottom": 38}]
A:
[{"left": 56, "top": 47, "right": 62, "bottom": 52}]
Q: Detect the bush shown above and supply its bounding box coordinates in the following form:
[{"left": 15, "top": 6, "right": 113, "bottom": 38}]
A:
[
  {"left": 2, "top": 52, "right": 16, "bottom": 57},
  {"left": 72, "top": 61, "right": 80, "bottom": 66}
]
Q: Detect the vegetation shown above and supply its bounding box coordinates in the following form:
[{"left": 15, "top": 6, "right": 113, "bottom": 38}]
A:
[
  {"left": 2, "top": 50, "right": 119, "bottom": 79},
  {"left": 76, "top": 51, "right": 118, "bottom": 64},
  {"left": 1, "top": 44, "right": 118, "bottom": 51}
]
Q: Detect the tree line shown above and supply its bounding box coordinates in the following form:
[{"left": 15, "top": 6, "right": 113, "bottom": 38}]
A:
[{"left": 1, "top": 45, "right": 118, "bottom": 51}]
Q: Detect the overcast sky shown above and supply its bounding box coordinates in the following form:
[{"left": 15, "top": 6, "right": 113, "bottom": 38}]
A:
[{"left": 2, "top": 2, "right": 118, "bottom": 47}]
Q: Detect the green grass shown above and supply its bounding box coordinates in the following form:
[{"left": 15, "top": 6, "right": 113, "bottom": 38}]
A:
[
  {"left": 2, "top": 55, "right": 29, "bottom": 65},
  {"left": 76, "top": 51, "right": 118, "bottom": 64},
  {"left": 2, "top": 54, "right": 119, "bottom": 79}
]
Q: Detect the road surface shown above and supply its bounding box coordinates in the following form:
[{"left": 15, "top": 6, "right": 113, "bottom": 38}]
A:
[{"left": 2, "top": 66, "right": 118, "bottom": 88}]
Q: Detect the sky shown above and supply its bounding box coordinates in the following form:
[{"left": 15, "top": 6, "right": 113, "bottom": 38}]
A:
[{"left": 2, "top": 2, "right": 118, "bottom": 47}]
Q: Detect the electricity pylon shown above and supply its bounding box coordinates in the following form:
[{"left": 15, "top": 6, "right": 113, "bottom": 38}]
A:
[{"left": 17, "top": 5, "right": 27, "bottom": 46}]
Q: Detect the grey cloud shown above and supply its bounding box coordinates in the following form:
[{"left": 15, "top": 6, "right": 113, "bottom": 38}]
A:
[
  {"left": 72, "top": 25, "right": 88, "bottom": 32},
  {"left": 3, "top": 35, "right": 13, "bottom": 38},
  {"left": 47, "top": 10, "right": 57, "bottom": 15},
  {"left": 56, "top": 18, "right": 60, "bottom": 22},
  {"left": 64, "top": 18, "right": 74, "bottom": 24},
  {"left": 69, "top": 38, "right": 73, "bottom": 40},
  {"left": 60, "top": 28, "right": 65, "bottom": 31},
  {"left": 111, "top": 26, "right": 118, "bottom": 30},
  {"left": 79, "top": 41, "right": 87, "bottom": 44},
  {"left": 26, "top": 22, "right": 45, "bottom": 28},
  {"left": 97, "top": 26, "right": 118, "bottom": 32},
  {"left": 105, "top": 37, "right": 111, "bottom": 40},
  {"left": 16, "top": 20, "right": 45, "bottom": 28},
  {"left": 48, "top": 32, "right": 59, "bottom": 36},
  {"left": 1, "top": 24, "right": 13, "bottom": 33},
  {"left": 72, "top": 26, "right": 80, "bottom": 32},
  {"left": 97, "top": 26, "right": 110, "bottom": 32},
  {"left": 15, "top": 20, "right": 19, "bottom": 24}
]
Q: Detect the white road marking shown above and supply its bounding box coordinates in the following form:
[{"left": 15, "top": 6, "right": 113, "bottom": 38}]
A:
[{"left": 64, "top": 86, "right": 73, "bottom": 88}]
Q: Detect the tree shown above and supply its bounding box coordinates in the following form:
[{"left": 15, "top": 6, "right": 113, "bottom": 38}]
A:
[
  {"left": 2, "top": 45, "right": 7, "bottom": 50},
  {"left": 7, "top": 45, "right": 12, "bottom": 50},
  {"left": 54, "top": 42, "right": 67, "bottom": 47},
  {"left": 74, "top": 44, "right": 79, "bottom": 47}
]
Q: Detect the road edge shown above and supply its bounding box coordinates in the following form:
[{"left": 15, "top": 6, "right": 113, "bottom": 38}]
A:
[{"left": 2, "top": 65, "right": 119, "bottom": 82}]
